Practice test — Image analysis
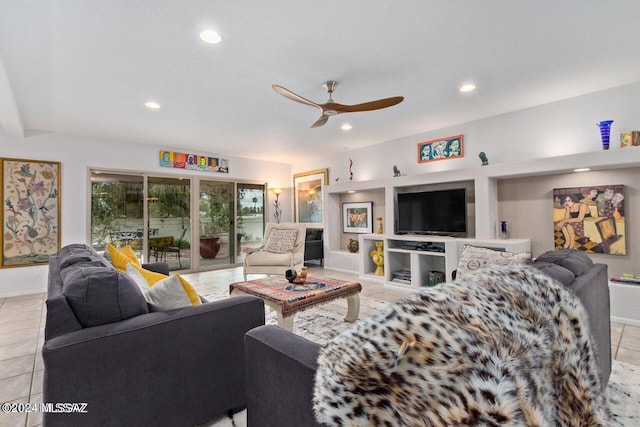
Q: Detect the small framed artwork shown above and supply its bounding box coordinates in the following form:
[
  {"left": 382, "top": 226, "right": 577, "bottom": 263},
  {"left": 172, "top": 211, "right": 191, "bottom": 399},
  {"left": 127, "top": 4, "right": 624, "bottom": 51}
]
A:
[
  {"left": 343, "top": 202, "right": 373, "bottom": 234},
  {"left": 417, "top": 134, "right": 464, "bottom": 163},
  {"left": 1, "top": 158, "right": 61, "bottom": 267},
  {"left": 293, "top": 168, "right": 328, "bottom": 226}
]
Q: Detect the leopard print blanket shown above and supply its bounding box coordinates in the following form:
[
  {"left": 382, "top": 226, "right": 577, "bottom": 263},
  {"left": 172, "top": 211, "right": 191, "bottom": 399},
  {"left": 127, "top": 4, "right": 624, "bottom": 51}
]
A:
[{"left": 313, "top": 264, "right": 610, "bottom": 426}]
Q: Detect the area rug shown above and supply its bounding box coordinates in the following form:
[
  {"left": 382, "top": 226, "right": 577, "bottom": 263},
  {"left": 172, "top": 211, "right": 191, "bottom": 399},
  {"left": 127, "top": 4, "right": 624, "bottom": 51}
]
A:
[{"left": 200, "top": 284, "right": 640, "bottom": 427}]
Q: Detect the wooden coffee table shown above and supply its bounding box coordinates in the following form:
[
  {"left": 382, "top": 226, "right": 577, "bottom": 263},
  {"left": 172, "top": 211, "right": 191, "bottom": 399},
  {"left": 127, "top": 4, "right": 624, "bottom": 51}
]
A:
[{"left": 229, "top": 276, "right": 361, "bottom": 331}]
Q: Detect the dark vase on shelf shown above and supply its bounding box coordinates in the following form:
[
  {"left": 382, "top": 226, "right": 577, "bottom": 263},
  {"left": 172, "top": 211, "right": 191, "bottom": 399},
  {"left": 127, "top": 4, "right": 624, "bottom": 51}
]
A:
[
  {"left": 199, "top": 237, "right": 221, "bottom": 259},
  {"left": 347, "top": 239, "right": 359, "bottom": 253}
]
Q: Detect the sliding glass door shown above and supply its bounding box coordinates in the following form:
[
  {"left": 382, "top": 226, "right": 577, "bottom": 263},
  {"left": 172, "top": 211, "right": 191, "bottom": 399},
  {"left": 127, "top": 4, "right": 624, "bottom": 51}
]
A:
[
  {"left": 90, "top": 171, "right": 144, "bottom": 253},
  {"left": 198, "top": 180, "right": 234, "bottom": 268},
  {"left": 90, "top": 169, "right": 265, "bottom": 272},
  {"left": 147, "top": 177, "right": 191, "bottom": 271},
  {"left": 237, "top": 184, "right": 266, "bottom": 264}
]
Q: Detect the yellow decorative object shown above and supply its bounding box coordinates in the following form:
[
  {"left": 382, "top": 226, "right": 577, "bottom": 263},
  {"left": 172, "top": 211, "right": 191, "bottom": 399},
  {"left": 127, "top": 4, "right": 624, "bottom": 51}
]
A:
[{"left": 370, "top": 241, "right": 384, "bottom": 276}]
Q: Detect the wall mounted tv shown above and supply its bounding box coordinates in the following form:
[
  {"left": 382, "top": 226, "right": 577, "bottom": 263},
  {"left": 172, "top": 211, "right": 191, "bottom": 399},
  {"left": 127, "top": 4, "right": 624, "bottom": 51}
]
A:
[{"left": 396, "top": 188, "right": 467, "bottom": 236}]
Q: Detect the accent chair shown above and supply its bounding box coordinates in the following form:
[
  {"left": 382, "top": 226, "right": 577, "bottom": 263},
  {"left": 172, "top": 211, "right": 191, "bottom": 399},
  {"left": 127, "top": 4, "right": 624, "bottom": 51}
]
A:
[{"left": 243, "top": 222, "right": 307, "bottom": 280}]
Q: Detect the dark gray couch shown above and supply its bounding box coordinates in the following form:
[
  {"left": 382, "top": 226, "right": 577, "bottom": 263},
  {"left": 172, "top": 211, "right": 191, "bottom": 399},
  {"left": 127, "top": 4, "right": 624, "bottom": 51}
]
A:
[
  {"left": 43, "top": 243, "right": 265, "bottom": 427},
  {"left": 244, "top": 249, "right": 611, "bottom": 427}
]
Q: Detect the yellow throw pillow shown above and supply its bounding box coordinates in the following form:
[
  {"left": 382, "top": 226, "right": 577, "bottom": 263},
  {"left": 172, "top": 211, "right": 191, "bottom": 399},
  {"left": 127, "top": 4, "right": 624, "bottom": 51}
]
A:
[
  {"left": 125, "top": 263, "right": 168, "bottom": 289},
  {"left": 121, "top": 245, "right": 141, "bottom": 267},
  {"left": 107, "top": 243, "right": 139, "bottom": 272},
  {"left": 144, "top": 274, "right": 202, "bottom": 311}
]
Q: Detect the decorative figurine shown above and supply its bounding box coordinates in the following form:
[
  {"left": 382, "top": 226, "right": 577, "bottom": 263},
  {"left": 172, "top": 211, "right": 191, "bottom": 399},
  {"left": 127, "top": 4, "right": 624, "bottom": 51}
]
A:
[
  {"left": 370, "top": 241, "right": 384, "bottom": 276},
  {"left": 479, "top": 152, "right": 489, "bottom": 166},
  {"left": 393, "top": 166, "right": 401, "bottom": 177},
  {"left": 347, "top": 239, "right": 359, "bottom": 253},
  {"left": 377, "top": 217, "right": 384, "bottom": 234}
]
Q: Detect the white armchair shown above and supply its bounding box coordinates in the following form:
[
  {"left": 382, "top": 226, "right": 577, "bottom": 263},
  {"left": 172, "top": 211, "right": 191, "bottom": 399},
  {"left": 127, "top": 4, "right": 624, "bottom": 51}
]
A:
[{"left": 243, "top": 222, "right": 307, "bottom": 280}]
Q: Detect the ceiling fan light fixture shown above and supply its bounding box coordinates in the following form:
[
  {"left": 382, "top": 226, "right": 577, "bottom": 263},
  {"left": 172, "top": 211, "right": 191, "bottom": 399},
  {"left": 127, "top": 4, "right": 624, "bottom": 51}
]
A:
[
  {"left": 459, "top": 83, "right": 476, "bottom": 93},
  {"left": 273, "top": 80, "right": 404, "bottom": 128},
  {"left": 200, "top": 30, "right": 222, "bottom": 44}
]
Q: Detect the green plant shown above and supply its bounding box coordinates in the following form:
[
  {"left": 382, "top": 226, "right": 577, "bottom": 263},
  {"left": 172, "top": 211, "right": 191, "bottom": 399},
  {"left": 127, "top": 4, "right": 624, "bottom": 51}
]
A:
[
  {"left": 90, "top": 181, "right": 143, "bottom": 245},
  {"left": 200, "top": 184, "right": 233, "bottom": 237}
]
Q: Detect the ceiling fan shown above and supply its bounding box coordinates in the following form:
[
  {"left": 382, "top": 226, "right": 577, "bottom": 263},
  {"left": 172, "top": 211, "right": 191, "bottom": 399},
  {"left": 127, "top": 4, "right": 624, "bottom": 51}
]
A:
[{"left": 272, "top": 81, "right": 404, "bottom": 128}]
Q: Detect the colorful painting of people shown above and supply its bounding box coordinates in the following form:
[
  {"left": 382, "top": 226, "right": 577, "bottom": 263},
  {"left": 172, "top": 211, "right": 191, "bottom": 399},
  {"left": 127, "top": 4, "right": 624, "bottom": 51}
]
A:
[
  {"left": 417, "top": 135, "right": 464, "bottom": 163},
  {"left": 553, "top": 185, "right": 625, "bottom": 255},
  {"left": 159, "top": 150, "right": 230, "bottom": 173}
]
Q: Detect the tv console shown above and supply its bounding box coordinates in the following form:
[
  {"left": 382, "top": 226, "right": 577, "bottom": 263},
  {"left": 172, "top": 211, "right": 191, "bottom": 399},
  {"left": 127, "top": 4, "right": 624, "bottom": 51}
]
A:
[{"left": 359, "top": 234, "right": 531, "bottom": 290}]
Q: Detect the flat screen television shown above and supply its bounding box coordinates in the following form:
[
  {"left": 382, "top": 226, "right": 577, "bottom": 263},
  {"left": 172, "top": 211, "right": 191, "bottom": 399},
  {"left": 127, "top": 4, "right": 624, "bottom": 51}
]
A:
[{"left": 396, "top": 188, "right": 467, "bottom": 236}]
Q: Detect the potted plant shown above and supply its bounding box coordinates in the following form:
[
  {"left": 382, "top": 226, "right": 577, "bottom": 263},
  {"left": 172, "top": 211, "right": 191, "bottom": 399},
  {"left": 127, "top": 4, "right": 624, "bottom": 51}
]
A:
[{"left": 199, "top": 186, "right": 232, "bottom": 259}]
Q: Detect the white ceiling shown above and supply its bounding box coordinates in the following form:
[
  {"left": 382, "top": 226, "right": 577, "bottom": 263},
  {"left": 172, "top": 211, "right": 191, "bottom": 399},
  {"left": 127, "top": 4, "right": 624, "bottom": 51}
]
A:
[{"left": 1, "top": 1, "right": 640, "bottom": 163}]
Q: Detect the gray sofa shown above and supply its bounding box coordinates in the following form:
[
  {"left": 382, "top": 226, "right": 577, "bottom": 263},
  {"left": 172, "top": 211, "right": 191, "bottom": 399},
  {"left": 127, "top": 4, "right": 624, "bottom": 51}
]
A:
[
  {"left": 43, "top": 243, "right": 265, "bottom": 427},
  {"left": 245, "top": 249, "right": 611, "bottom": 427}
]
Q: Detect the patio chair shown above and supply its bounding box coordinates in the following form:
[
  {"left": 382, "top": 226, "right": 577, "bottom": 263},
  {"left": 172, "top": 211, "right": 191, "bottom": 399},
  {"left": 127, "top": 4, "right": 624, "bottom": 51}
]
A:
[{"left": 163, "top": 228, "right": 187, "bottom": 269}]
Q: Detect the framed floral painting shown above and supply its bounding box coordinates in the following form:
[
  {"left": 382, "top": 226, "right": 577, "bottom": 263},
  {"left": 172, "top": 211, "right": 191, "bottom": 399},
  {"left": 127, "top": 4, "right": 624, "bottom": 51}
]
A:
[{"left": 1, "top": 158, "right": 61, "bottom": 267}]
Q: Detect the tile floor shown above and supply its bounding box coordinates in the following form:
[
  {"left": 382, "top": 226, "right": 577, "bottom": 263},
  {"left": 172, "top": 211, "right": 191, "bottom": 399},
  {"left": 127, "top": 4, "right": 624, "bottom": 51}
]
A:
[{"left": 1, "top": 266, "right": 639, "bottom": 427}]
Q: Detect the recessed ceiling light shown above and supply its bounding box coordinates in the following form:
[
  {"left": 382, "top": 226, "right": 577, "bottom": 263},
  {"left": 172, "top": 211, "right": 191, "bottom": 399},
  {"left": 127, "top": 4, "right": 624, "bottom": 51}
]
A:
[
  {"left": 200, "top": 30, "right": 222, "bottom": 44},
  {"left": 341, "top": 123, "right": 352, "bottom": 131},
  {"left": 347, "top": 190, "right": 356, "bottom": 193},
  {"left": 145, "top": 101, "right": 161, "bottom": 110},
  {"left": 459, "top": 83, "right": 476, "bottom": 93},
  {"left": 573, "top": 168, "right": 591, "bottom": 172}
]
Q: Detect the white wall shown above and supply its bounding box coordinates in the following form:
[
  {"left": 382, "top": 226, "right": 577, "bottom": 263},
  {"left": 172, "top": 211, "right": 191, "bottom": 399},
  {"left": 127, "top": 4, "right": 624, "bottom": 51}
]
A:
[
  {"left": 0, "top": 131, "right": 291, "bottom": 296},
  {"left": 296, "top": 82, "right": 640, "bottom": 179}
]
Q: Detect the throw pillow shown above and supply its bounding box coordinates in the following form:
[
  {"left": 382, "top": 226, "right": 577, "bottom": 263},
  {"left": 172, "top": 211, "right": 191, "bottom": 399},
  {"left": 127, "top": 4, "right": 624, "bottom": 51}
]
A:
[
  {"left": 62, "top": 266, "right": 149, "bottom": 327},
  {"left": 120, "top": 245, "right": 141, "bottom": 267},
  {"left": 107, "top": 243, "right": 140, "bottom": 271},
  {"left": 456, "top": 245, "right": 531, "bottom": 279},
  {"left": 264, "top": 229, "right": 299, "bottom": 254},
  {"left": 125, "top": 263, "right": 168, "bottom": 291},
  {"left": 144, "top": 274, "right": 202, "bottom": 311}
]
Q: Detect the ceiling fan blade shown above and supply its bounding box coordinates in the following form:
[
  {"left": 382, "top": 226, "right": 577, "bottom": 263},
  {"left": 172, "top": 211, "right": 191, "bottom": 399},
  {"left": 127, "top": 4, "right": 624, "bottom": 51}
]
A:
[
  {"left": 310, "top": 115, "right": 329, "bottom": 128},
  {"left": 272, "top": 85, "right": 321, "bottom": 109},
  {"left": 332, "top": 96, "right": 404, "bottom": 113}
]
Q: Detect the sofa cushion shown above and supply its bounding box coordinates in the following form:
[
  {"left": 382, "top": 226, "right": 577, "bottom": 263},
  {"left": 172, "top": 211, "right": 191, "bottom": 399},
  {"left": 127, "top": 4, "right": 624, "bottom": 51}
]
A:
[
  {"left": 264, "top": 229, "right": 299, "bottom": 254},
  {"left": 532, "top": 262, "right": 576, "bottom": 286},
  {"left": 245, "top": 251, "right": 294, "bottom": 266},
  {"left": 144, "top": 274, "right": 202, "bottom": 312},
  {"left": 62, "top": 266, "right": 149, "bottom": 327},
  {"left": 58, "top": 243, "right": 110, "bottom": 269},
  {"left": 456, "top": 245, "right": 531, "bottom": 279},
  {"left": 534, "top": 249, "right": 593, "bottom": 277}
]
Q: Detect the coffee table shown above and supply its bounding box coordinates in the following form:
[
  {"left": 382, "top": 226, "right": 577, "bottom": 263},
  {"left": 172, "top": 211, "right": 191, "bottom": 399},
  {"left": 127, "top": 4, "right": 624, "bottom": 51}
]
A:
[{"left": 229, "top": 276, "right": 361, "bottom": 331}]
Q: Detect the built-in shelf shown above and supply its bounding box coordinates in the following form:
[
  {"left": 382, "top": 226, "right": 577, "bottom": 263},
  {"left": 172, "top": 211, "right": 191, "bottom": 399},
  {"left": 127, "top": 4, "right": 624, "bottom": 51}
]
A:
[
  {"left": 357, "top": 234, "right": 531, "bottom": 290},
  {"left": 323, "top": 149, "right": 640, "bottom": 274}
]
